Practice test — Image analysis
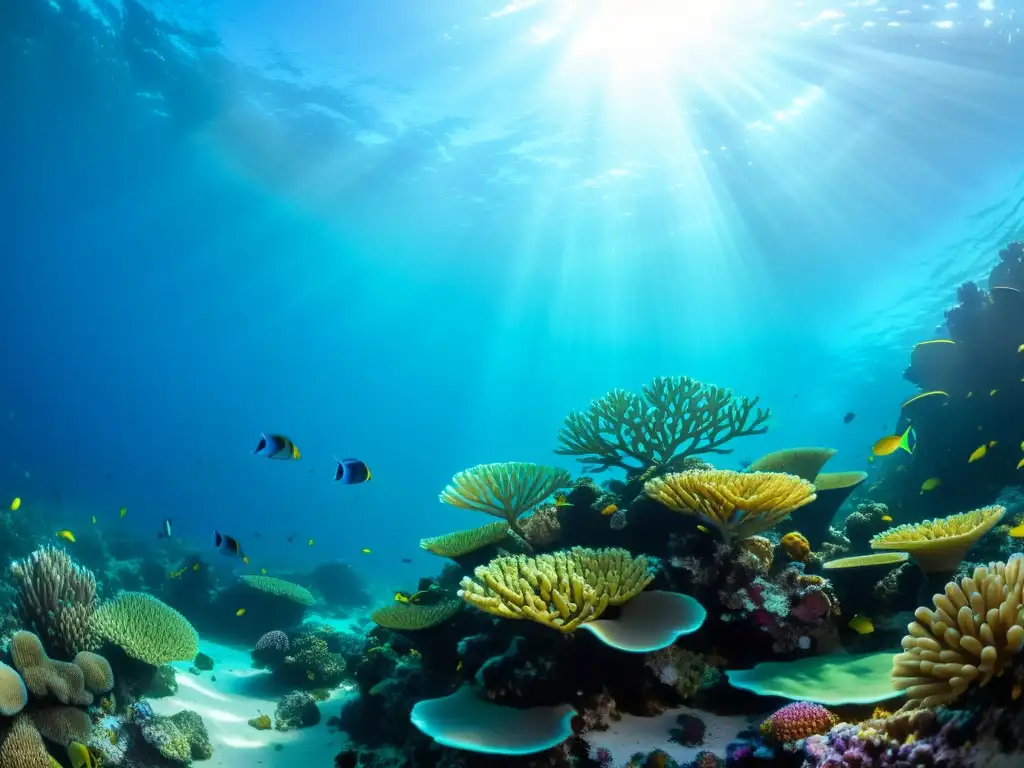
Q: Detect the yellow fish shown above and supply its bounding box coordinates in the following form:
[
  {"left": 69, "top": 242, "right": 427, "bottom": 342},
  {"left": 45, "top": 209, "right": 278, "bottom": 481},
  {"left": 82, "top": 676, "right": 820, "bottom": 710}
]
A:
[
  {"left": 848, "top": 615, "right": 875, "bottom": 635},
  {"left": 361, "top": 548, "right": 372, "bottom": 554},
  {"left": 56, "top": 530, "right": 76, "bottom": 543},
  {"left": 1020, "top": 440, "right": 1024, "bottom": 451},
  {"left": 260, "top": 568, "right": 267, "bottom": 575},
  {"left": 990, "top": 389, "right": 999, "bottom": 396},
  {"left": 1008, "top": 523, "right": 1024, "bottom": 538},
  {"left": 67, "top": 742, "right": 94, "bottom": 768},
  {"left": 920, "top": 478, "right": 942, "bottom": 493},
  {"left": 9, "top": 498, "right": 20, "bottom": 511},
  {"left": 242, "top": 556, "right": 250, "bottom": 565},
  {"left": 119, "top": 506, "right": 126, "bottom": 518},
  {"left": 235, "top": 608, "right": 246, "bottom": 617},
  {"left": 308, "top": 539, "right": 314, "bottom": 546},
  {"left": 394, "top": 591, "right": 411, "bottom": 603},
  {"left": 696, "top": 525, "right": 710, "bottom": 534},
  {"left": 600, "top": 503, "right": 618, "bottom": 516},
  {"left": 1017, "top": 457, "right": 1024, "bottom": 470},
  {"left": 553, "top": 494, "right": 572, "bottom": 507},
  {"left": 91, "top": 516, "right": 96, "bottom": 524},
  {"left": 881, "top": 515, "right": 893, "bottom": 523},
  {"left": 968, "top": 444, "right": 988, "bottom": 463},
  {"left": 193, "top": 563, "right": 200, "bottom": 571},
  {"left": 989, "top": 441, "right": 998, "bottom": 448},
  {"left": 1018, "top": 344, "right": 1024, "bottom": 353},
  {"left": 456, "top": 661, "right": 463, "bottom": 672},
  {"left": 872, "top": 425, "right": 916, "bottom": 456}
]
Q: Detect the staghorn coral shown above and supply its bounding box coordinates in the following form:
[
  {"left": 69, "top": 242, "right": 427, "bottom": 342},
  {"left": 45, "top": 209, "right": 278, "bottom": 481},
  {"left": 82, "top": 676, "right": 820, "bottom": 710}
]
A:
[
  {"left": 10, "top": 546, "right": 100, "bottom": 657},
  {"left": 27, "top": 706, "right": 90, "bottom": 746},
  {"left": 0, "top": 662, "right": 28, "bottom": 716},
  {"left": 439, "top": 462, "right": 571, "bottom": 534},
  {"left": 93, "top": 591, "right": 199, "bottom": 665},
  {"left": 645, "top": 470, "right": 817, "bottom": 544},
  {"left": 10, "top": 631, "right": 93, "bottom": 706},
  {"left": 419, "top": 521, "right": 511, "bottom": 558},
  {"left": 72, "top": 652, "right": 113, "bottom": 694},
  {"left": 555, "top": 375, "right": 769, "bottom": 475},
  {"left": 760, "top": 701, "right": 837, "bottom": 742},
  {"left": 458, "top": 546, "right": 653, "bottom": 632},
  {"left": 870, "top": 505, "right": 1006, "bottom": 573},
  {"left": 892, "top": 553, "right": 1024, "bottom": 710},
  {"left": 239, "top": 575, "right": 315, "bottom": 606},
  {"left": 370, "top": 600, "right": 462, "bottom": 630},
  {"left": 0, "top": 714, "right": 51, "bottom": 768}
]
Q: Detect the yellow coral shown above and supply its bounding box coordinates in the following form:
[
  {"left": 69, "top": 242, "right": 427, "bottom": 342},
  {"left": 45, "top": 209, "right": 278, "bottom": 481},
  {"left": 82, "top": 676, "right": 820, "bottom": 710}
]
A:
[
  {"left": 644, "top": 470, "right": 816, "bottom": 544},
  {"left": 870, "top": 505, "right": 1005, "bottom": 573},
  {"left": 892, "top": 554, "right": 1024, "bottom": 710},
  {"left": 239, "top": 576, "right": 315, "bottom": 606},
  {"left": 458, "top": 547, "right": 653, "bottom": 632},
  {"left": 93, "top": 592, "right": 199, "bottom": 665},
  {"left": 370, "top": 600, "right": 462, "bottom": 630},
  {"left": 419, "top": 521, "right": 510, "bottom": 558},
  {"left": 439, "top": 462, "right": 571, "bottom": 532},
  {"left": 780, "top": 532, "right": 811, "bottom": 562}
]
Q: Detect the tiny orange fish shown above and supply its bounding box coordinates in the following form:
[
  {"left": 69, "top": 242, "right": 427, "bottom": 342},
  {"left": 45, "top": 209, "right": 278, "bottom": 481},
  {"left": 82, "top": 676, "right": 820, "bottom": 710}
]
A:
[{"left": 600, "top": 503, "right": 618, "bottom": 516}]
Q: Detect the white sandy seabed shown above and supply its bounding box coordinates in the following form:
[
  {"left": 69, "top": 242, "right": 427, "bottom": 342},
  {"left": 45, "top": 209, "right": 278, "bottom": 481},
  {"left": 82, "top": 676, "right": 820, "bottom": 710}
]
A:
[{"left": 148, "top": 615, "right": 757, "bottom": 768}]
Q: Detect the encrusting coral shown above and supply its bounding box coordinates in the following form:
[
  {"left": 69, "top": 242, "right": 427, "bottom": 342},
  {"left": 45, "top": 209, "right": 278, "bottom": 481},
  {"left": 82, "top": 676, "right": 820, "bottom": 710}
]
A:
[
  {"left": 439, "top": 462, "right": 571, "bottom": 535},
  {"left": 239, "top": 575, "right": 315, "bottom": 606},
  {"left": 92, "top": 591, "right": 199, "bottom": 665},
  {"left": 644, "top": 469, "right": 817, "bottom": 544},
  {"left": 10, "top": 545, "right": 101, "bottom": 658},
  {"left": 870, "top": 505, "right": 1006, "bottom": 573},
  {"left": 892, "top": 553, "right": 1024, "bottom": 710},
  {"left": 458, "top": 546, "right": 653, "bottom": 632},
  {"left": 419, "top": 521, "right": 510, "bottom": 558},
  {"left": 555, "top": 375, "right": 770, "bottom": 475}
]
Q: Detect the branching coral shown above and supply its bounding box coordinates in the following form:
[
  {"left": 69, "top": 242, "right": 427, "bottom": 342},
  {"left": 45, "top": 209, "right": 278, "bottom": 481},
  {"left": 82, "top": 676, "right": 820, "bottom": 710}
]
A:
[
  {"left": 892, "top": 554, "right": 1024, "bottom": 710},
  {"left": 644, "top": 470, "right": 816, "bottom": 544},
  {"left": 458, "top": 547, "right": 653, "bottom": 632},
  {"left": 10, "top": 546, "right": 100, "bottom": 657},
  {"left": 439, "top": 462, "right": 571, "bottom": 534},
  {"left": 555, "top": 375, "right": 770, "bottom": 475},
  {"left": 870, "top": 505, "right": 1005, "bottom": 573}
]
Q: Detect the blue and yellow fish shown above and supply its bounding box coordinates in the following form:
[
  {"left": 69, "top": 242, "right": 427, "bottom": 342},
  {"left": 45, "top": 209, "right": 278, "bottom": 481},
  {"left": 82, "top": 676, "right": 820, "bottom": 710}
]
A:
[
  {"left": 334, "top": 457, "right": 371, "bottom": 484},
  {"left": 254, "top": 433, "right": 301, "bottom": 460}
]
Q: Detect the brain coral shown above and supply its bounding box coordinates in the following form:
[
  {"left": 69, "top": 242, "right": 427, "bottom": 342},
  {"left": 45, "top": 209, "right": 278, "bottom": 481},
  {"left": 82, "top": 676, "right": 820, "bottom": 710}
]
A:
[
  {"left": 0, "top": 714, "right": 50, "bottom": 768},
  {"left": 93, "top": 592, "right": 199, "bottom": 665},
  {"left": 760, "top": 701, "right": 838, "bottom": 742},
  {"left": 0, "top": 661, "right": 28, "bottom": 716},
  {"left": 73, "top": 652, "right": 114, "bottom": 694},
  {"left": 239, "top": 576, "right": 315, "bottom": 606},
  {"left": 10, "top": 632, "right": 92, "bottom": 706}
]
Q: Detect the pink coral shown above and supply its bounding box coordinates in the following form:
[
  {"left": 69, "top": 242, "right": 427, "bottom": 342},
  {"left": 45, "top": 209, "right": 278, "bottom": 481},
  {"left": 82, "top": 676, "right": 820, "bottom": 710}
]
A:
[{"left": 760, "top": 701, "right": 838, "bottom": 742}]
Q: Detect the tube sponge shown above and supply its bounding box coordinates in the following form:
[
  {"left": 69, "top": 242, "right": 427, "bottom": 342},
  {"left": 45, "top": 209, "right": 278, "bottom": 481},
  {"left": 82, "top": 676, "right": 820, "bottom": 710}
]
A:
[
  {"left": 93, "top": 592, "right": 199, "bottom": 666},
  {"left": 459, "top": 547, "right": 653, "bottom": 633},
  {"left": 892, "top": 554, "right": 1024, "bottom": 710}
]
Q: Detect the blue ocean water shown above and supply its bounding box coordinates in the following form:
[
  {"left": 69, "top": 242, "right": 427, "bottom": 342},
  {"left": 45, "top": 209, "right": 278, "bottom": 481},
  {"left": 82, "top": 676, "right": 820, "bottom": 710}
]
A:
[{"left": 1, "top": 0, "right": 1022, "bottom": 597}]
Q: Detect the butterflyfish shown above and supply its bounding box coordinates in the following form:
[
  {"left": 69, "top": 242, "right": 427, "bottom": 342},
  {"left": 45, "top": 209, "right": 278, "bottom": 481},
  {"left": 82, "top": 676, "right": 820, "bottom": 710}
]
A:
[
  {"left": 56, "top": 530, "right": 76, "bottom": 543},
  {"left": 9, "top": 498, "right": 20, "bottom": 511},
  {"left": 872, "top": 425, "right": 916, "bottom": 457},
  {"left": 968, "top": 444, "right": 988, "bottom": 463},
  {"left": 254, "top": 433, "right": 301, "bottom": 460},
  {"left": 920, "top": 478, "right": 942, "bottom": 493},
  {"left": 333, "top": 457, "right": 371, "bottom": 484},
  {"left": 215, "top": 531, "right": 245, "bottom": 559},
  {"left": 235, "top": 608, "right": 246, "bottom": 617},
  {"left": 600, "top": 503, "right": 618, "bottom": 516},
  {"left": 848, "top": 615, "right": 875, "bottom": 635}
]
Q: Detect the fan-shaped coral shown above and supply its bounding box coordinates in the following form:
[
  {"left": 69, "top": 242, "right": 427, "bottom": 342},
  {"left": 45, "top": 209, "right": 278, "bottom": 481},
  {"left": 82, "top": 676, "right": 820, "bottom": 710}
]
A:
[
  {"left": 439, "top": 462, "right": 570, "bottom": 533},
  {"left": 419, "top": 521, "right": 510, "bottom": 558},
  {"left": 870, "top": 505, "right": 1005, "bottom": 573},
  {"left": 10, "top": 546, "right": 100, "bottom": 657},
  {"left": 10, "top": 632, "right": 93, "bottom": 706},
  {"left": 555, "top": 375, "right": 770, "bottom": 475},
  {"left": 644, "top": 470, "right": 817, "bottom": 544},
  {"left": 892, "top": 554, "right": 1024, "bottom": 710},
  {"left": 239, "top": 576, "right": 315, "bottom": 606},
  {"left": 371, "top": 600, "right": 462, "bottom": 630},
  {"left": 459, "top": 547, "right": 653, "bottom": 633},
  {"left": 93, "top": 592, "right": 199, "bottom": 666}
]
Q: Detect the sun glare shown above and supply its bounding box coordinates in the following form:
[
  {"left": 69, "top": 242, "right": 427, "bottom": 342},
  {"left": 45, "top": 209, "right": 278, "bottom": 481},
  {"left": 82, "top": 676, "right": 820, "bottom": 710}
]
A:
[{"left": 568, "top": 0, "right": 754, "bottom": 78}]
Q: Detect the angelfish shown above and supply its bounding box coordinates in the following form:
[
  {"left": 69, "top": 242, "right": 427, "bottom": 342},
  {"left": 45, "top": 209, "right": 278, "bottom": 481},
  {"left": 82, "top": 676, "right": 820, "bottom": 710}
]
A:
[{"left": 254, "top": 433, "right": 301, "bottom": 460}]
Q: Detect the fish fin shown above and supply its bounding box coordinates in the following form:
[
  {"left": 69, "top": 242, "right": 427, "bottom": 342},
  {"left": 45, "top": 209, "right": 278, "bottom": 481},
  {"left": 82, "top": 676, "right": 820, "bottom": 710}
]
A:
[
  {"left": 254, "top": 434, "right": 267, "bottom": 454},
  {"left": 215, "top": 531, "right": 223, "bottom": 548}
]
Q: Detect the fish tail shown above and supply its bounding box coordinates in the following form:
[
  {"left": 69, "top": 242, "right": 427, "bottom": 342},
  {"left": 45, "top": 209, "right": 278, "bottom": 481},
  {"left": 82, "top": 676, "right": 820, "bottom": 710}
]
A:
[{"left": 898, "top": 425, "right": 916, "bottom": 454}]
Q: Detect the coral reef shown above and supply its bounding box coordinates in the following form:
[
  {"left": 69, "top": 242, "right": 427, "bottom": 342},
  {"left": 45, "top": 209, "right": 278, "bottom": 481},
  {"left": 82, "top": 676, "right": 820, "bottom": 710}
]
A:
[{"left": 274, "top": 690, "right": 321, "bottom": 730}]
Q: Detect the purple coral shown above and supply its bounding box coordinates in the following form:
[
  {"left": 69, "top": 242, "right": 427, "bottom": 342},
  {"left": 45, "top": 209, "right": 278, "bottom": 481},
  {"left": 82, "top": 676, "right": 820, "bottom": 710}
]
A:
[{"left": 252, "top": 630, "right": 290, "bottom": 667}]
